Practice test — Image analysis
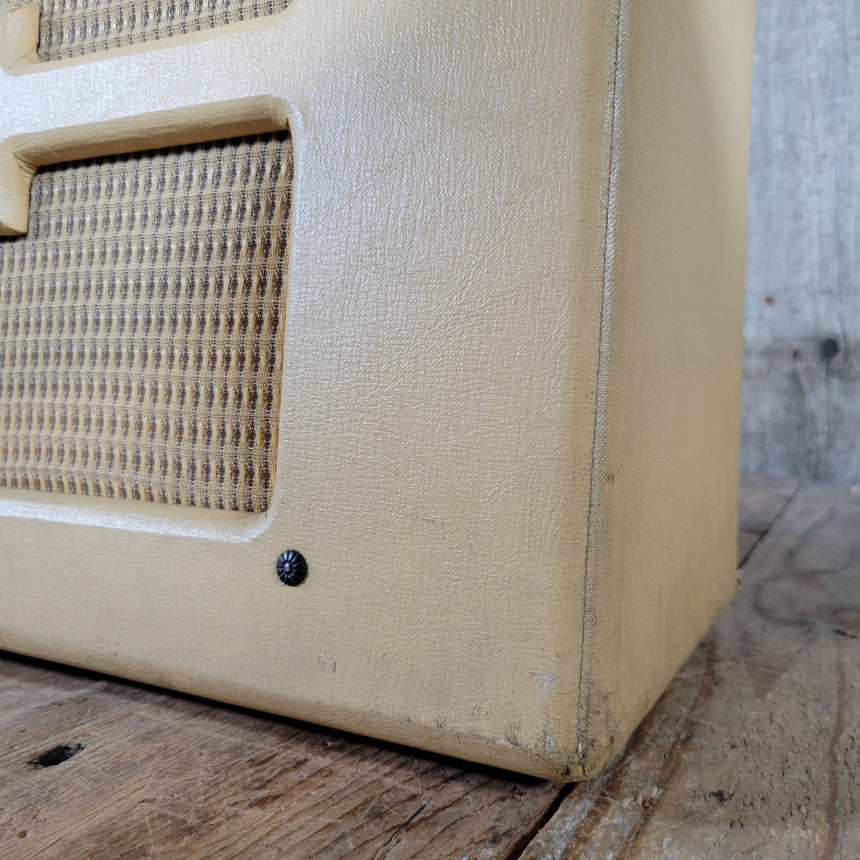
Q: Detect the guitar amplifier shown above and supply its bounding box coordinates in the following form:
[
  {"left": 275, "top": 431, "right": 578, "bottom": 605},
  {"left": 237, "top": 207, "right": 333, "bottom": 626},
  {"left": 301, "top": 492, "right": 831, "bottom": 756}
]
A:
[{"left": 0, "top": 0, "right": 754, "bottom": 779}]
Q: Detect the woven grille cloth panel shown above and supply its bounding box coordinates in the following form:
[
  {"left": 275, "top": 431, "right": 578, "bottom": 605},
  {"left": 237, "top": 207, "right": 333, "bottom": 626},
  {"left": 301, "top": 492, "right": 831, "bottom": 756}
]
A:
[
  {"left": 0, "top": 0, "right": 295, "bottom": 512},
  {"left": 37, "top": 0, "right": 293, "bottom": 61},
  {"left": 0, "top": 135, "right": 293, "bottom": 512}
]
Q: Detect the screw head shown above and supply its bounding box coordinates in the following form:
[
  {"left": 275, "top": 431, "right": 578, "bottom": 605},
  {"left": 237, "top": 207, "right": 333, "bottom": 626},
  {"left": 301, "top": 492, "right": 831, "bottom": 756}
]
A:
[{"left": 276, "top": 549, "right": 308, "bottom": 586}]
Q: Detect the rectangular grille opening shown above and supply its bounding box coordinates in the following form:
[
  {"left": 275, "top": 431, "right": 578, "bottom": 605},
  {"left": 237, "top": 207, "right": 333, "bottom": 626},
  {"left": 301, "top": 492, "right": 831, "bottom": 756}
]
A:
[
  {"left": 37, "top": 0, "right": 295, "bottom": 62},
  {"left": 0, "top": 132, "right": 294, "bottom": 513}
]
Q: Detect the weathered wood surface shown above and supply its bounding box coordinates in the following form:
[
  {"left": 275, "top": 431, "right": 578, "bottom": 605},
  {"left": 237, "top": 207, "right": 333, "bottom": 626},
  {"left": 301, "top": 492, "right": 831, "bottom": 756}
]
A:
[
  {"left": 736, "top": 473, "right": 799, "bottom": 564},
  {"left": 3, "top": 476, "right": 855, "bottom": 859},
  {"left": 523, "top": 479, "right": 859, "bottom": 859},
  {"left": 742, "top": 0, "right": 860, "bottom": 486},
  {"left": 0, "top": 662, "right": 561, "bottom": 859}
]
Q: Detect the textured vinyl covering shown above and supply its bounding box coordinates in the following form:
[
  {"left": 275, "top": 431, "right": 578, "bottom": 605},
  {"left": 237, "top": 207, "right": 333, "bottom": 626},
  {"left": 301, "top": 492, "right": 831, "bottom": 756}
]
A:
[
  {"left": 0, "top": 0, "right": 754, "bottom": 780},
  {"left": 37, "top": 0, "right": 293, "bottom": 61},
  {"left": 0, "top": 133, "right": 293, "bottom": 511}
]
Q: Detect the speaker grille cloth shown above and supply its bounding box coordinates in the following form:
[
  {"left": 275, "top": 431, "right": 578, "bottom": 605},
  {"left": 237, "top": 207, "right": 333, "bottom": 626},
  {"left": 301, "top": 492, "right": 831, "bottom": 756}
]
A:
[
  {"left": 37, "top": 0, "right": 293, "bottom": 61},
  {"left": 0, "top": 134, "right": 293, "bottom": 512},
  {"left": 0, "top": 0, "right": 295, "bottom": 512}
]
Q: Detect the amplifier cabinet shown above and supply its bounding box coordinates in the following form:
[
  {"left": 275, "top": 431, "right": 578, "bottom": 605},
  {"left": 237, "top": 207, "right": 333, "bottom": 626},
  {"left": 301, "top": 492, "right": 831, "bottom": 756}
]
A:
[{"left": 0, "top": 0, "right": 754, "bottom": 779}]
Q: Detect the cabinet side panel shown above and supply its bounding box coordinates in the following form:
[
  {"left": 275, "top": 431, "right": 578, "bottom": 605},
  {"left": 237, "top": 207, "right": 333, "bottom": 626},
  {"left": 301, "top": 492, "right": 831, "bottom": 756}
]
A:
[{"left": 577, "top": 0, "right": 755, "bottom": 775}]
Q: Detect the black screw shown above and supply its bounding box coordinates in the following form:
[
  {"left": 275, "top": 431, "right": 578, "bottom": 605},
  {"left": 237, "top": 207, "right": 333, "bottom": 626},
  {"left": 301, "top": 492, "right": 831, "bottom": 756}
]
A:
[{"left": 276, "top": 549, "right": 308, "bottom": 586}]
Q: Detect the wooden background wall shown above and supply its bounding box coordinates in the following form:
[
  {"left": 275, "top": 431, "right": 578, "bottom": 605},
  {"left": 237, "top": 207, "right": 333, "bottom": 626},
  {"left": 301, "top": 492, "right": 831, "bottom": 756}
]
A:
[{"left": 742, "top": 0, "right": 860, "bottom": 485}]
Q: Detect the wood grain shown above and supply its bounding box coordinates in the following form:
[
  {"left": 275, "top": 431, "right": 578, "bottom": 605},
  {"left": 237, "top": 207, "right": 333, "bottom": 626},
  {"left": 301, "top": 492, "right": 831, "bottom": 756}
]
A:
[
  {"left": 522, "top": 479, "right": 860, "bottom": 859},
  {"left": 742, "top": 0, "right": 860, "bottom": 486},
  {"left": 0, "top": 658, "right": 561, "bottom": 859}
]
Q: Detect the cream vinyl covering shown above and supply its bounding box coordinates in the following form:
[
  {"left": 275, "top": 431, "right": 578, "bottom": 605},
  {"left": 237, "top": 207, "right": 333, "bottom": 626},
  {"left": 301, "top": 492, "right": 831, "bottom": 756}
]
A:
[{"left": 0, "top": 0, "right": 754, "bottom": 780}]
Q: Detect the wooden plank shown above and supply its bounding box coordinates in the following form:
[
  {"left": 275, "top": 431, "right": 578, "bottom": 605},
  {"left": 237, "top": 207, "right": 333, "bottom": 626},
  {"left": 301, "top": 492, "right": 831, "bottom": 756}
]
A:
[
  {"left": 521, "top": 480, "right": 860, "bottom": 858},
  {"left": 0, "top": 656, "right": 562, "bottom": 859},
  {"left": 742, "top": 0, "right": 860, "bottom": 487}
]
